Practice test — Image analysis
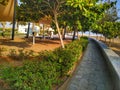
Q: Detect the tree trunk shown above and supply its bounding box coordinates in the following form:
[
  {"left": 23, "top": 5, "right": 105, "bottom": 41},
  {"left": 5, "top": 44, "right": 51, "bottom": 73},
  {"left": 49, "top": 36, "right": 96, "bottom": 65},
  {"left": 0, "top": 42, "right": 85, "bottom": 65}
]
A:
[
  {"left": 99, "top": 35, "right": 101, "bottom": 41},
  {"left": 82, "top": 31, "right": 84, "bottom": 37},
  {"left": 54, "top": 15, "right": 64, "bottom": 48},
  {"left": 32, "top": 22, "right": 35, "bottom": 31},
  {"left": 72, "top": 25, "right": 76, "bottom": 41},
  {"left": 26, "top": 22, "right": 30, "bottom": 38},
  {"left": 105, "top": 36, "right": 106, "bottom": 43},
  {"left": 43, "top": 24, "right": 45, "bottom": 39},
  {"left": 89, "top": 30, "right": 91, "bottom": 37},
  {"left": 16, "top": 22, "right": 19, "bottom": 30},
  {"left": 96, "top": 33, "right": 98, "bottom": 40},
  {"left": 63, "top": 25, "right": 67, "bottom": 40},
  {"left": 32, "top": 22, "right": 35, "bottom": 44},
  {"left": 77, "top": 30, "right": 79, "bottom": 38},
  {"left": 109, "top": 39, "right": 112, "bottom": 47},
  {"left": 112, "top": 38, "right": 114, "bottom": 43}
]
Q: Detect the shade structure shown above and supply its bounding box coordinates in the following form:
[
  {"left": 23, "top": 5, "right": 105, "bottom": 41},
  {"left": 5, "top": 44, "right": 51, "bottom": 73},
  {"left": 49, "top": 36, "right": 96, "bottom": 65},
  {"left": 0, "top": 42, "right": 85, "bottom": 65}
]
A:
[{"left": 0, "top": 0, "right": 14, "bottom": 21}]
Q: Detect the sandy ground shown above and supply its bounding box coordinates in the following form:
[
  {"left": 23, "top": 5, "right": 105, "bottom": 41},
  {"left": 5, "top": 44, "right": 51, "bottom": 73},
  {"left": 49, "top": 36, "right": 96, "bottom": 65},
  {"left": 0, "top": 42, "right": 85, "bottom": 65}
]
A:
[
  {"left": 91, "top": 36, "right": 120, "bottom": 56},
  {"left": 0, "top": 37, "right": 71, "bottom": 64},
  {"left": 0, "top": 37, "right": 71, "bottom": 54},
  {"left": 0, "top": 36, "right": 119, "bottom": 55}
]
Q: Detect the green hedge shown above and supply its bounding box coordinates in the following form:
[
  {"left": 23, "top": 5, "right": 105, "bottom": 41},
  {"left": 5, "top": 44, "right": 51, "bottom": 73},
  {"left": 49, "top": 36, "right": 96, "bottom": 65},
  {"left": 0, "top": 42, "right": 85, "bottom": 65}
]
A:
[{"left": 0, "top": 37, "right": 88, "bottom": 90}]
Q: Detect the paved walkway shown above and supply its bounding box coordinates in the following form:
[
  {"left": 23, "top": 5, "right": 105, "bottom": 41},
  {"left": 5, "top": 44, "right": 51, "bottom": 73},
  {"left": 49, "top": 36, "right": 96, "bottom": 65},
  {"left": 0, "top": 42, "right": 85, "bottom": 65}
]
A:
[{"left": 66, "top": 39, "right": 113, "bottom": 90}]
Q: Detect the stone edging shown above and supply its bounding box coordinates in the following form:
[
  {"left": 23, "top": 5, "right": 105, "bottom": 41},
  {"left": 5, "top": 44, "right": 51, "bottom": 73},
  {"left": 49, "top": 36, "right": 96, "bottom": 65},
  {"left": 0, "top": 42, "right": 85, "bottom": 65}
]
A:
[{"left": 91, "top": 38, "right": 120, "bottom": 90}]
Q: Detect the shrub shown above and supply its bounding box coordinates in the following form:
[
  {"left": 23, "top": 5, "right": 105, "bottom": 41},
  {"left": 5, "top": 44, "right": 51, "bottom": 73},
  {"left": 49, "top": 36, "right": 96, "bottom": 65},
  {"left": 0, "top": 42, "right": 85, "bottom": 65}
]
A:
[
  {"left": 8, "top": 49, "right": 18, "bottom": 60},
  {"left": 1, "top": 61, "right": 58, "bottom": 90},
  {"left": 0, "top": 47, "right": 7, "bottom": 56},
  {"left": 0, "top": 37, "right": 88, "bottom": 90},
  {"left": 18, "top": 49, "right": 35, "bottom": 60},
  {"left": 8, "top": 49, "right": 36, "bottom": 61}
]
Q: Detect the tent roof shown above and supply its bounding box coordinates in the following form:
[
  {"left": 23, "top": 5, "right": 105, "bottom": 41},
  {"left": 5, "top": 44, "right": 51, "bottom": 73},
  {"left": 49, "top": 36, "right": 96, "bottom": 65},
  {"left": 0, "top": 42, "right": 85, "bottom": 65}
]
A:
[{"left": 0, "top": 0, "right": 14, "bottom": 21}]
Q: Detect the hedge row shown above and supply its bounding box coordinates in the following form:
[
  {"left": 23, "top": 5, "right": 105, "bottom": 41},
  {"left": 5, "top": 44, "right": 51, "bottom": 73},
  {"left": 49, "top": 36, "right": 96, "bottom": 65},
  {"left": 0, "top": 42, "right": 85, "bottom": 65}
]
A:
[{"left": 0, "top": 37, "right": 88, "bottom": 90}]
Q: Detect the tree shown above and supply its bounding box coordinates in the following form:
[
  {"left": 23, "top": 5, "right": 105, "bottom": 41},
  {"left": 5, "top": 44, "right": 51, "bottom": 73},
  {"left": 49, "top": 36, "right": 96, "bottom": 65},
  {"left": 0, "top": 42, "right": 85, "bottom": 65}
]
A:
[
  {"left": 39, "top": 15, "right": 52, "bottom": 39},
  {"left": 56, "top": 4, "right": 82, "bottom": 40},
  {"left": 66, "top": 0, "right": 100, "bottom": 39},
  {"left": 17, "top": 0, "right": 43, "bottom": 22},
  {"left": 92, "top": 1, "right": 118, "bottom": 43},
  {"left": 40, "top": 0, "right": 66, "bottom": 48},
  {"left": 18, "top": 0, "right": 66, "bottom": 48},
  {"left": 17, "top": 0, "right": 44, "bottom": 40}
]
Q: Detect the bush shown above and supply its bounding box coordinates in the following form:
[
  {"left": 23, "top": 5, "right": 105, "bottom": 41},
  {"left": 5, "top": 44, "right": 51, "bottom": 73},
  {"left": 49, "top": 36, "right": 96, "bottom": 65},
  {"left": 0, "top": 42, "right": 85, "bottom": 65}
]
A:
[
  {"left": 1, "top": 61, "right": 58, "bottom": 90},
  {"left": 8, "top": 49, "right": 18, "bottom": 60},
  {"left": 0, "top": 47, "right": 7, "bottom": 56},
  {"left": 8, "top": 49, "right": 35, "bottom": 61},
  {"left": 0, "top": 37, "right": 88, "bottom": 90}
]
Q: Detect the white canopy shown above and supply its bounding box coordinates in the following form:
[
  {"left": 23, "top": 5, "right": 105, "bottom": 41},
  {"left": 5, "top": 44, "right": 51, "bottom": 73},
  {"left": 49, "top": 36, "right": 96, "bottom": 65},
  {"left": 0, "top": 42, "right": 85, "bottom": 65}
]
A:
[{"left": 0, "top": 0, "right": 14, "bottom": 21}]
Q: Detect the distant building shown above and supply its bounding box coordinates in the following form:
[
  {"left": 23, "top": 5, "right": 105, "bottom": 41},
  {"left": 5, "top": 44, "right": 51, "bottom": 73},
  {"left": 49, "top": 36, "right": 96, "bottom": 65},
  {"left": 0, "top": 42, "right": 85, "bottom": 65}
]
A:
[{"left": 18, "top": 24, "right": 40, "bottom": 36}]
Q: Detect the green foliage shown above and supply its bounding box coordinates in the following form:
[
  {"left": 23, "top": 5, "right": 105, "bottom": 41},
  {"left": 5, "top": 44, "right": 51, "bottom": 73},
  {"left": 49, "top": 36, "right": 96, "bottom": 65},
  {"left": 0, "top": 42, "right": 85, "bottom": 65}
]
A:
[
  {"left": 66, "top": 0, "right": 117, "bottom": 33},
  {"left": 100, "top": 21, "right": 120, "bottom": 39},
  {"left": 0, "top": 37, "right": 88, "bottom": 90},
  {"left": 17, "top": 0, "right": 43, "bottom": 22},
  {"left": 17, "top": 0, "right": 117, "bottom": 40},
  {"left": 1, "top": 61, "right": 57, "bottom": 90}
]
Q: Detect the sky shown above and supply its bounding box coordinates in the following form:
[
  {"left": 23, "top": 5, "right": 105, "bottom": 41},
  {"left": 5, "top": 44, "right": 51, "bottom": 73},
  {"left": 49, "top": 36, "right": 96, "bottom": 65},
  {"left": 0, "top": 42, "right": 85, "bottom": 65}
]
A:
[
  {"left": 17, "top": 0, "right": 21, "bottom": 5},
  {"left": 116, "top": 0, "right": 120, "bottom": 17}
]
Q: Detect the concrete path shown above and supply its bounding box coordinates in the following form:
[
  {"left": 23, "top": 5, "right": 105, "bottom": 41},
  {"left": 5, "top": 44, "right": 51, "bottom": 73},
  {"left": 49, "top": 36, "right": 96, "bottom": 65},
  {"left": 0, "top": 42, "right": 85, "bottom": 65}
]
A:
[{"left": 66, "top": 39, "right": 113, "bottom": 90}]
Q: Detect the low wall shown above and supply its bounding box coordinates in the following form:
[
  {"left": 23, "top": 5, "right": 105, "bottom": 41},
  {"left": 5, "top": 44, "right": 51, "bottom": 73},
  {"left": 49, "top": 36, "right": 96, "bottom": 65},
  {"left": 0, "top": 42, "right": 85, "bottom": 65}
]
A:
[{"left": 91, "top": 38, "right": 120, "bottom": 90}]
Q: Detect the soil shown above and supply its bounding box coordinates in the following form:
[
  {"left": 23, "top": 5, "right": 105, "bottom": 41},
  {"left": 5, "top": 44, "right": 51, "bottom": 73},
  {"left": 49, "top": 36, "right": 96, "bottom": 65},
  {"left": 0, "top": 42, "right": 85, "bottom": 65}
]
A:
[
  {"left": 0, "top": 37, "right": 71, "bottom": 65},
  {"left": 0, "top": 37, "right": 71, "bottom": 53},
  {"left": 100, "top": 37, "right": 120, "bottom": 56}
]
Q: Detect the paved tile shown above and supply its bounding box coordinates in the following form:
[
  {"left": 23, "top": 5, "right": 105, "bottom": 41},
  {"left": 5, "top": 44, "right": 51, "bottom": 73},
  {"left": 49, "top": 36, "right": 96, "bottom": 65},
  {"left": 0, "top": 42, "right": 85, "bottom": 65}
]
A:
[{"left": 66, "top": 39, "right": 113, "bottom": 90}]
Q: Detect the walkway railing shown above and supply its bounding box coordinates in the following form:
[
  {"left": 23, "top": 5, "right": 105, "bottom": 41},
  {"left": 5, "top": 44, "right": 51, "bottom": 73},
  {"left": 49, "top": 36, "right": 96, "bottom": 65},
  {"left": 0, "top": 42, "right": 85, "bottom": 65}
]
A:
[{"left": 91, "top": 38, "right": 120, "bottom": 90}]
